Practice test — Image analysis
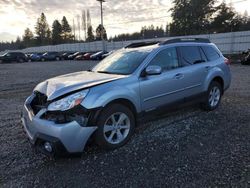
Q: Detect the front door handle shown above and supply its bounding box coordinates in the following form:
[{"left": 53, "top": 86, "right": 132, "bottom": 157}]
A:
[
  {"left": 174, "top": 73, "right": 184, "bottom": 80},
  {"left": 205, "top": 66, "right": 211, "bottom": 72}
]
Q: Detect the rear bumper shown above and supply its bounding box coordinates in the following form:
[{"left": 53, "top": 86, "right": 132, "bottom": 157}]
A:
[{"left": 21, "top": 106, "right": 97, "bottom": 155}]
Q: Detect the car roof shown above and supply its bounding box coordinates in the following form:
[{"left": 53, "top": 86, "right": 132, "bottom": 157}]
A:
[{"left": 125, "top": 38, "right": 212, "bottom": 51}]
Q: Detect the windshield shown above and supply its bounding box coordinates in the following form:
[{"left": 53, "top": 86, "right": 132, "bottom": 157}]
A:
[{"left": 92, "top": 48, "right": 152, "bottom": 75}]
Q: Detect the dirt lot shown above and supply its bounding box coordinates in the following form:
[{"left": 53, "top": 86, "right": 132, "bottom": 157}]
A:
[{"left": 0, "top": 61, "right": 249, "bottom": 187}]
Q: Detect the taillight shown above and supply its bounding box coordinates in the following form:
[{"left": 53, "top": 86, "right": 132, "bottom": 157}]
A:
[{"left": 224, "top": 58, "right": 231, "bottom": 65}]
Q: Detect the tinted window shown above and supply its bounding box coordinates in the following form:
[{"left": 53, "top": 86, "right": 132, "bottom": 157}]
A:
[
  {"left": 149, "top": 48, "right": 179, "bottom": 71},
  {"left": 201, "top": 46, "right": 220, "bottom": 61},
  {"left": 199, "top": 47, "right": 207, "bottom": 62},
  {"left": 179, "top": 46, "right": 203, "bottom": 65},
  {"left": 17, "top": 53, "right": 24, "bottom": 56}
]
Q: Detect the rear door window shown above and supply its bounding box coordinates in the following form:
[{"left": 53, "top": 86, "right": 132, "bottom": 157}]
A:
[
  {"left": 201, "top": 46, "right": 220, "bottom": 61},
  {"left": 178, "top": 46, "right": 204, "bottom": 66}
]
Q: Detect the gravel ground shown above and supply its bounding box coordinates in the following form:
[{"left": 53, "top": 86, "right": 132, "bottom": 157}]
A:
[{"left": 0, "top": 61, "right": 249, "bottom": 187}]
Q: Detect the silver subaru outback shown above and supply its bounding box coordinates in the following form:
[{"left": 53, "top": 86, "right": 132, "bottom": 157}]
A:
[{"left": 21, "top": 38, "right": 231, "bottom": 156}]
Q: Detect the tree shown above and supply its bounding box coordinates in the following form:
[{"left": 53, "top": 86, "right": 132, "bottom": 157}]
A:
[
  {"left": 52, "top": 20, "right": 63, "bottom": 45},
  {"left": 170, "top": 0, "right": 217, "bottom": 36},
  {"left": 96, "top": 24, "right": 107, "bottom": 40},
  {"left": 45, "top": 28, "right": 52, "bottom": 44},
  {"left": 86, "top": 26, "right": 95, "bottom": 42},
  {"left": 15, "top": 36, "right": 24, "bottom": 49},
  {"left": 210, "top": 2, "right": 238, "bottom": 33},
  {"left": 22, "top": 28, "right": 34, "bottom": 47},
  {"left": 240, "top": 10, "right": 250, "bottom": 31},
  {"left": 35, "top": 13, "right": 51, "bottom": 45},
  {"left": 82, "top": 10, "right": 87, "bottom": 41},
  {"left": 61, "top": 16, "right": 73, "bottom": 42}
]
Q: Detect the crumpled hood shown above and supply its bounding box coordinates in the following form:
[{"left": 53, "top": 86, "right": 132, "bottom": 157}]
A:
[{"left": 34, "top": 71, "right": 126, "bottom": 101}]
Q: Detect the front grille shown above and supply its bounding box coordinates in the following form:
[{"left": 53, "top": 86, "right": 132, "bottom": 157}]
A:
[{"left": 30, "top": 92, "right": 48, "bottom": 115}]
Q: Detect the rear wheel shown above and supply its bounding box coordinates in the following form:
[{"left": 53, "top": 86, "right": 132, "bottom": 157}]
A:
[
  {"left": 94, "top": 104, "right": 135, "bottom": 150},
  {"left": 19, "top": 58, "right": 24, "bottom": 63},
  {"left": 201, "top": 81, "right": 222, "bottom": 111},
  {"left": 56, "top": 57, "right": 60, "bottom": 61}
]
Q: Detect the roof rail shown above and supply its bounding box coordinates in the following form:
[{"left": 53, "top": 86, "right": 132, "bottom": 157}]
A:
[
  {"left": 160, "top": 38, "right": 211, "bottom": 45},
  {"left": 125, "top": 41, "right": 159, "bottom": 48}
]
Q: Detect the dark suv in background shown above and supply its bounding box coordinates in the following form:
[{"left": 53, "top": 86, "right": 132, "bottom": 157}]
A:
[
  {"left": 41, "top": 52, "right": 61, "bottom": 61},
  {"left": 0, "top": 52, "right": 28, "bottom": 63}
]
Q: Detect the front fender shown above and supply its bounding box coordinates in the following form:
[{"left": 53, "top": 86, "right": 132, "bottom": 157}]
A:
[{"left": 82, "top": 79, "right": 141, "bottom": 113}]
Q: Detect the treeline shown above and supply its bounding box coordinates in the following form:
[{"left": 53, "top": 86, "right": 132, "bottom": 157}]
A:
[
  {"left": 1, "top": 1, "right": 250, "bottom": 51},
  {"left": 170, "top": 1, "right": 250, "bottom": 36},
  {"left": 0, "top": 10, "right": 107, "bottom": 51},
  {"left": 111, "top": 25, "right": 167, "bottom": 41},
  {"left": 112, "top": 1, "right": 250, "bottom": 41}
]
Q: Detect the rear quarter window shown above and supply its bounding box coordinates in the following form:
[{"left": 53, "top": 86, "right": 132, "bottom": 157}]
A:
[{"left": 201, "top": 46, "right": 221, "bottom": 61}]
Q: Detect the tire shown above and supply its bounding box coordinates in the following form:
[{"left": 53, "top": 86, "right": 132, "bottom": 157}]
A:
[
  {"left": 94, "top": 104, "right": 135, "bottom": 150},
  {"left": 56, "top": 57, "right": 60, "bottom": 61},
  {"left": 201, "top": 81, "right": 222, "bottom": 111},
  {"left": 18, "top": 58, "right": 24, "bottom": 63},
  {"left": 41, "top": 58, "right": 45, "bottom": 62}
]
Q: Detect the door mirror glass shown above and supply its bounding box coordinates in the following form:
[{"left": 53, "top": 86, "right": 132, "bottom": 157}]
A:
[{"left": 145, "top": 65, "right": 162, "bottom": 76}]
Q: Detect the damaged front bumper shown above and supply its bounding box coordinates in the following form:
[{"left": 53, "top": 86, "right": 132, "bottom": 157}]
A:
[{"left": 21, "top": 105, "right": 98, "bottom": 156}]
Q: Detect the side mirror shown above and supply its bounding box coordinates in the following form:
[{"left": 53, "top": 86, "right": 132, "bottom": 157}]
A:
[{"left": 145, "top": 65, "right": 162, "bottom": 76}]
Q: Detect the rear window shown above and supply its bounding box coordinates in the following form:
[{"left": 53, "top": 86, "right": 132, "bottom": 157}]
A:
[
  {"left": 178, "top": 46, "right": 203, "bottom": 65},
  {"left": 201, "top": 46, "right": 220, "bottom": 61}
]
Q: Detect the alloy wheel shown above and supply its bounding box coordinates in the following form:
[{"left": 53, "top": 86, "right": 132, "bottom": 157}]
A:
[
  {"left": 209, "top": 86, "right": 221, "bottom": 107},
  {"left": 103, "top": 112, "right": 130, "bottom": 145}
]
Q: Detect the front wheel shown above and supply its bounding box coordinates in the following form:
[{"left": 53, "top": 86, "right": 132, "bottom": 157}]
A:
[
  {"left": 201, "top": 81, "right": 222, "bottom": 111},
  {"left": 94, "top": 104, "right": 135, "bottom": 150}
]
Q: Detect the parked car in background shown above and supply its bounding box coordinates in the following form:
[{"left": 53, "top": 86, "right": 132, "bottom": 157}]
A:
[
  {"left": 21, "top": 38, "right": 231, "bottom": 156},
  {"left": 61, "top": 52, "right": 75, "bottom": 60},
  {"left": 241, "top": 49, "right": 250, "bottom": 65},
  {"left": 41, "top": 52, "right": 61, "bottom": 61},
  {"left": 75, "top": 53, "right": 87, "bottom": 61},
  {"left": 90, "top": 51, "right": 107, "bottom": 60},
  {"left": 83, "top": 52, "right": 93, "bottom": 60},
  {"left": 68, "top": 52, "right": 81, "bottom": 60},
  {"left": 29, "top": 53, "right": 44, "bottom": 62},
  {"left": 26, "top": 53, "right": 32, "bottom": 61},
  {"left": 0, "top": 52, "right": 28, "bottom": 63},
  {"left": 73, "top": 52, "right": 86, "bottom": 60},
  {"left": 102, "top": 51, "right": 114, "bottom": 59}
]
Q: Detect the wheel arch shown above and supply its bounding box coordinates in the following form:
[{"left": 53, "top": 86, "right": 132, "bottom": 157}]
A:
[
  {"left": 211, "top": 76, "right": 224, "bottom": 93},
  {"left": 104, "top": 98, "right": 137, "bottom": 118},
  {"left": 204, "top": 68, "right": 225, "bottom": 94}
]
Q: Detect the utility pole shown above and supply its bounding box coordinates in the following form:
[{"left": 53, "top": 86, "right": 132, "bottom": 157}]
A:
[
  {"left": 77, "top": 14, "right": 81, "bottom": 41},
  {"left": 72, "top": 19, "right": 76, "bottom": 42},
  {"left": 97, "top": 0, "right": 106, "bottom": 52}
]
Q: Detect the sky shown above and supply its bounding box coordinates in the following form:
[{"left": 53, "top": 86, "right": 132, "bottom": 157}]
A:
[{"left": 0, "top": 0, "right": 249, "bottom": 42}]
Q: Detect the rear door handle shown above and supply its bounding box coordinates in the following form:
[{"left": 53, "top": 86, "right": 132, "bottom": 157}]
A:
[{"left": 174, "top": 73, "right": 184, "bottom": 80}]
